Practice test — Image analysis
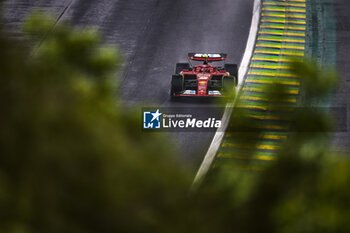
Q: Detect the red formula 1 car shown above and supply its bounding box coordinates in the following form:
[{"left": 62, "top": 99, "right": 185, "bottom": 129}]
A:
[{"left": 170, "top": 53, "right": 238, "bottom": 99}]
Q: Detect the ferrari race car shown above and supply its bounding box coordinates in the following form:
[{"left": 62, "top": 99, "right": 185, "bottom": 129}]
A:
[{"left": 170, "top": 53, "right": 238, "bottom": 99}]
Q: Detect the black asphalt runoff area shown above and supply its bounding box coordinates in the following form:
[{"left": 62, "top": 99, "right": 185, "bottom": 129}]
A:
[{"left": 2, "top": 0, "right": 254, "bottom": 168}]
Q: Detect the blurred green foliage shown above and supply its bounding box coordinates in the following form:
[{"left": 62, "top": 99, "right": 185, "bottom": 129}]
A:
[
  {"left": 200, "top": 59, "right": 347, "bottom": 233},
  {"left": 0, "top": 13, "right": 193, "bottom": 233},
  {"left": 0, "top": 11, "right": 349, "bottom": 233}
]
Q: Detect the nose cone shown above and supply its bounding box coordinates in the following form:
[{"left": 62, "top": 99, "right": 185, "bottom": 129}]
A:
[{"left": 197, "top": 74, "right": 210, "bottom": 96}]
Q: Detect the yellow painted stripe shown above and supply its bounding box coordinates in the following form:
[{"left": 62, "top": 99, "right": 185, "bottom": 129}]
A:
[
  {"left": 261, "top": 13, "right": 306, "bottom": 19},
  {"left": 281, "top": 0, "right": 306, "bottom": 2},
  {"left": 259, "top": 31, "right": 305, "bottom": 37},
  {"left": 218, "top": 153, "right": 277, "bottom": 161},
  {"left": 241, "top": 96, "right": 296, "bottom": 103},
  {"left": 262, "top": 8, "right": 306, "bottom": 13},
  {"left": 237, "top": 105, "right": 294, "bottom": 112},
  {"left": 246, "top": 114, "right": 292, "bottom": 120},
  {"left": 261, "top": 19, "right": 306, "bottom": 24},
  {"left": 237, "top": 105, "right": 268, "bottom": 110},
  {"left": 246, "top": 79, "right": 300, "bottom": 86},
  {"left": 225, "top": 133, "right": 287, "bottom": 140},
  {"left": 254, "top": 47, "right": 305, "bottom": 56},
  {"left": 256, "top": 44, "right": 305, "bottom": 50},
  {"left": 252, "top": 57, "right": 296, "bottom": 62},
  {"left": 263, "top": 3, "right": 306, "bottom": 7},
  {"left": 250, "top": 64, "right": 290, "bottom": 69},
  {"left": 248, "top": 71, "right": 299, "bottom": 77},
  {"left": 263, "top": 134, "right": 287, "bottom": 140},
  {"left": 222, "top": 143, "right": 281, "bottom": 151},
  {"left": 260, "top": 25, "right": 306, "bottom": 30},
  {"left": 240, "top": 96, "right": 297, "bottom": 104},
  {"left": 240, "top": 96, "right": 268, "bottom": 101},
  {"left": 255, "top": 50, "right": 304, "bottom": 56},
  {"left": 265, "top": 0, "right": 306, "bottom": 2},
  {"left": 257, "top": 124, "right": 290, "bottom": 130},
  {"left": 243, "top": 87, "right": 299, "bottom": 94},
  {"left": 258, "top": 37, "right": 305, "bottom": 43}
]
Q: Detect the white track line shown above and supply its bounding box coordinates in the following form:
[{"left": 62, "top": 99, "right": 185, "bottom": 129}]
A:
[{"left": 191, "top": 0, "right": 262, "bottom": 190}]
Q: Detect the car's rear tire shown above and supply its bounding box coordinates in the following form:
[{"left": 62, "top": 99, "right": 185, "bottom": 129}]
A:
[
  {"left": 175, "top": 63, "right": 190, "bottom": 74},
  {"left": 224, "top": 64, "right": 238, "bottom": 78},
  {"left": 222, "top": 75, "right": 236, "bottom": 99},
  {"left": 170, "top": 74, "right": 184, "bottom": 99}
]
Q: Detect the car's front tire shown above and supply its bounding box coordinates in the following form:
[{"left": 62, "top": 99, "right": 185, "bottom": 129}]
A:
[{"left": 170, "top": 74, "right": 184, "bottom": 99}]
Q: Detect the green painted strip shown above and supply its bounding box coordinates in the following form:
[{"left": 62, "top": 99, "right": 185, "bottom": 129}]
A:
[
  {"left": 261, "top": 16, "right": 306, "bottom": 21},
  {"left": 256, "top": 41, "right": 305, "bottom": 45},
  {"left": 259, "top": 29, "right": 306, "bottom": 35},
  {"left": 249, "top": 68, "right": 300, "bottom": 74},
  {"left": 263, "top": 6, "right": 302, "bottom": 9},
  {"left": 264, "top": 0, "right": 306, "bottom": 5},
  {"left": 255, "top": 47, "right": 304, "bottom": 52},
  {"left": 261, "top": 22, "right": 305, "bottom": 27},
  {"left": 249, "top": 61, "right": 293, "bottom": 69},
  {"left": 250, "top": 60, "right": 292, "bottom": 65},
  {"left": 249, "top": 68, "right": 276, "bottom": 74},
  {"left": 244, "top": 83, "right": 300, "bottom": 90},
  {"left": 252, "top": 54, "right": 303, "bottom": 60},
  {"left": 246, "top": 76, "right": 300, "bottom": 83},
  {"left": 238, "top": 100, "right": 270, "bottom": 107},
  {"left": 214, "top": 158, "right": 272, "bottom": 167},
  {"left": 258, "top": 35, "right": 305, "bottom": 42},
  {"left": 262, "top": 6, "right": 306, "bottom": 12},
  {"left": 261, "top": 19, "right": 306, "bottom": 25},
  {"left": 254, "top": 51, "right": 304, "bottom": 56},
  {"left": 258, "top": 141, "right": 284, "bottom": 146},
  {"left": 240, "top": 92, "right": 296, "bottom": 101},
  {"left": 219, "top": 156, "right": 279, "bottom": 163},
  {"left": 262, "top": 12, "right": 306, "bottom": 18}
]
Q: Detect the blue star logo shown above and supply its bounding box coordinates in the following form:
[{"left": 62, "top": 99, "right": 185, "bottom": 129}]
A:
[{"left": 143, "top": 109, "right": 162, "bottom": 129}]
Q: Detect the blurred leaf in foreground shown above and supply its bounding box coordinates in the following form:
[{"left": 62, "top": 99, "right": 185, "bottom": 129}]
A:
[
  {"left": 0, "top": 12, "right": 193, "bottom": 233},
  {"left": 200, "top": 58, "right": 350, "bottom": 233}
]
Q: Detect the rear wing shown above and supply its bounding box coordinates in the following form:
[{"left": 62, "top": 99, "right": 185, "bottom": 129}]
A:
[{"left": 188, "top": 53, "right": 227, "bottom": 61}]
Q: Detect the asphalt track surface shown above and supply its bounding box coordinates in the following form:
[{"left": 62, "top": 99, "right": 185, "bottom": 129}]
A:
[
  {"left": 332, "top": 0, "right": 350, "bottom": 152},
  {"left": 2, "top": 0, "right": 254, "bottom": 168}
]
